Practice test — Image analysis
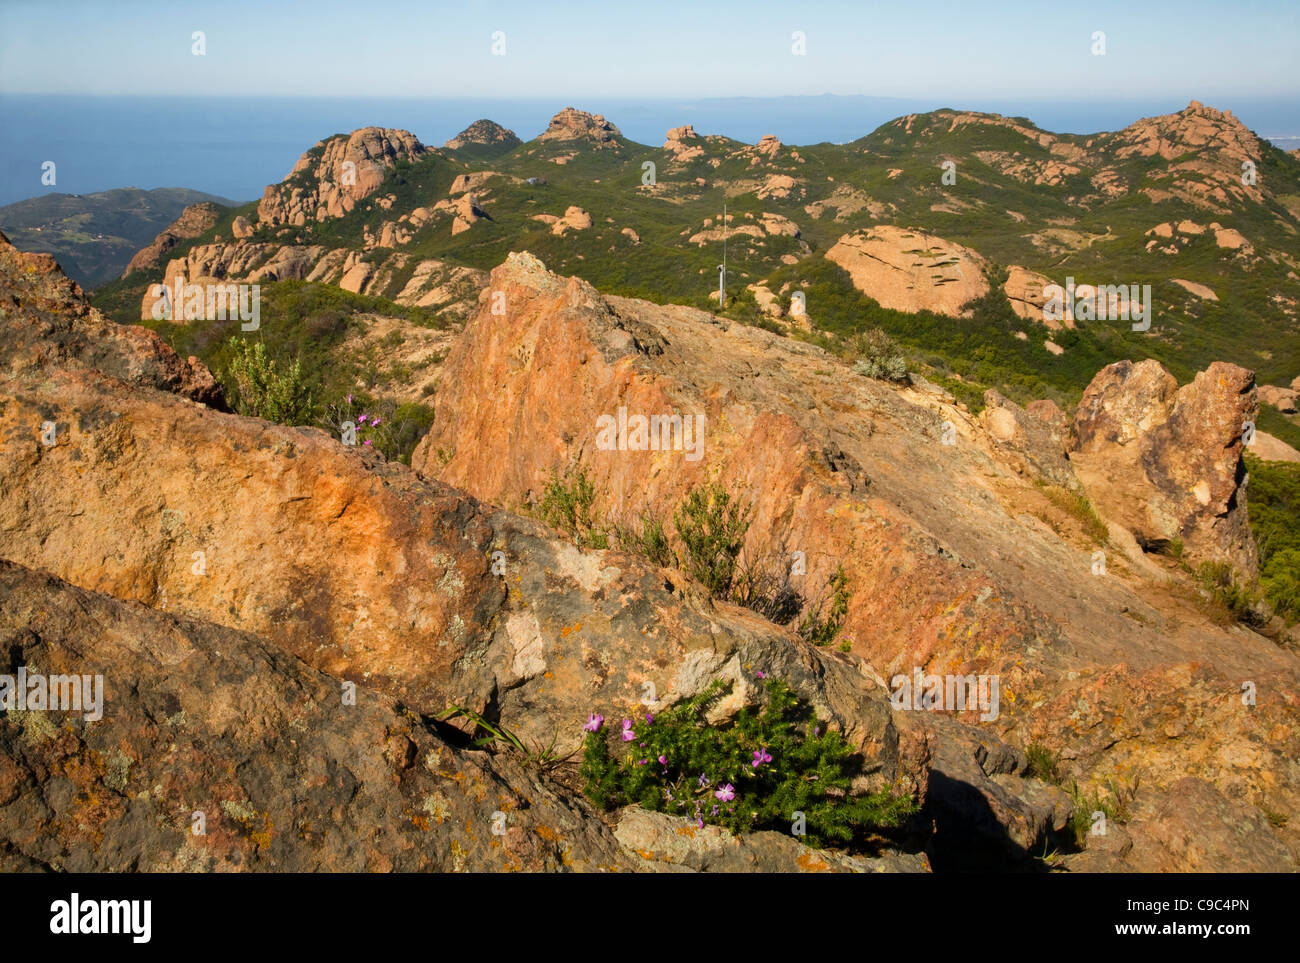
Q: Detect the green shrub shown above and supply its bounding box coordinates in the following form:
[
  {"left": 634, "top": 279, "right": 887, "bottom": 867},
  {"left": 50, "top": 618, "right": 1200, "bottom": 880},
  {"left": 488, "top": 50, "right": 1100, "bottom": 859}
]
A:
[
  {"left": 1066, "top": 777, "right": 1138, "bottom": 847},
  {"left": 224, "top": 337, "right": 315, "bottom": 425},
  {"left": 673, "top": 482, "right": 753, "bottom": 598},
  {"left": 538, "top": 466, "right": 606, "bottom": 548},
  {"left": 579, "top": 675, "right": 916, "bottom": 848},
  {"left": 798, "top": 564, "right": 852, "bottom": 646},
  {"left": 1245, "top": 454, "right": 1300, "bottom": 624},
  {"left": 318, "top": 394, "right": 434, "bottom": 465},
  {"left": 1025, "top": 742, "right": 1061, "bottom": 784},
  {"left": 630, "top": 513, "right": 675, "bottom": 567},
  {"left": 1195, "top": 560, "right": 1266, "bottom": 626},
  {"left": 849, "top": 328, "right": 908, "bottom": 382}
]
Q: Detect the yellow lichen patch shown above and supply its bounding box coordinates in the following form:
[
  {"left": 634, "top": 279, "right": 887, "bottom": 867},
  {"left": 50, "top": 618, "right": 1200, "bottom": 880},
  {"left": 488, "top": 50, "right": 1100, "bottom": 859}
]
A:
[
  {"left": 675, "top": 825, "right": 697, "bottom": 838},
  {"left": 221, "top": 799, "right": 274, "bottom": 851},
  {"left": 422, "top": 792, "right": 450, "bottom": 824},
  {"left": 796, "top": 850, "right": 830, "bottom": 872},
  {"left": 535, "top": 824, "right": 562, "bottom": 842},
  {"left": 449, "top": 839, "right": 467, "bottom": 872}
]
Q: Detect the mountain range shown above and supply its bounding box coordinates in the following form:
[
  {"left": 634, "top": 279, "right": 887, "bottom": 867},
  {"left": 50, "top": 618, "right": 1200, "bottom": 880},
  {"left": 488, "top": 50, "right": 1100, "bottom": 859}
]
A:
[{"left": 1, "top": 100, "right": 1298, "bottom": 873}]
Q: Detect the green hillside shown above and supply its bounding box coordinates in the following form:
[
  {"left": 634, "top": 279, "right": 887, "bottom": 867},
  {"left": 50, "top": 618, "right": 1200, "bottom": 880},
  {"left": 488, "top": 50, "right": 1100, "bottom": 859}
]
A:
[
  {"left": 0, "top": 187, "right": 240, "bottom": 287},
  {"left": 90, "top": 105, "right": 1300, "bottom": 412}
]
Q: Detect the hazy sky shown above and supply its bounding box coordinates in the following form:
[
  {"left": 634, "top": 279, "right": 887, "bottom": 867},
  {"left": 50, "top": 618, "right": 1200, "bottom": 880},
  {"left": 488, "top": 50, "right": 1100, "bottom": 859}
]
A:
[{"left": 2, "top": 0, "right": 1296, "bottom": 100}]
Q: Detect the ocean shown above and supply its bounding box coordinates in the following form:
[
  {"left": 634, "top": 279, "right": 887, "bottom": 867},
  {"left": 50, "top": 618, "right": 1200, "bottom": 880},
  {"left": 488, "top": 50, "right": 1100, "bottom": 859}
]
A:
[{"left": 2, "top": 93, "right": 1298, "bottom": 208}]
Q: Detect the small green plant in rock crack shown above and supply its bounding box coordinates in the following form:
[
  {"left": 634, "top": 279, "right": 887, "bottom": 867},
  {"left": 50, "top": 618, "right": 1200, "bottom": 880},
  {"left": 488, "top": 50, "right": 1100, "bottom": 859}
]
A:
[
  {"left": 798, "top": 563, "right": 851, "bottom": 647},
  {"left": 673, "top": 481, "right": 752, "bottom": 598},
  {"left": 613, "top": 511, "right": 674, "bottom": 568},
  {"left": 1025, "top": 742, "right": 1062, "bottom": 784},
  {"left": 537, "top": 465, "right": 607, "bottom": 548},
  {"left": 437, "top": 705, "right": 573, "bottom": 772},
  {"left": 579, "top": 675, "right": 916, "bottom": 848},
  {"left": 1066, "top": 775, "right": 1140, "bottom": 847}
]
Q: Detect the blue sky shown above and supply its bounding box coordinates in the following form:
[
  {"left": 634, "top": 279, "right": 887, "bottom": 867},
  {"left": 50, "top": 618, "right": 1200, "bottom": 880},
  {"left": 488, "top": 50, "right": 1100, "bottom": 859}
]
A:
[{"left": 2, "top": 0, "right": 1297, "bottom": 100}]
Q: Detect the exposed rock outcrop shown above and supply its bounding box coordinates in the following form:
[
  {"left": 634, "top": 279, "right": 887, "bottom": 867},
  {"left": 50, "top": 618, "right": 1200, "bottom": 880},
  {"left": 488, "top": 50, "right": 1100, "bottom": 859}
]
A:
[
  {"left": 1003, "top": 265, "right": 1053, "bottom": 321},
  {"left": 1109, "top": 102, "right": 1265, "bottom": 212},
  {"left": 532, "top": 205, "right": 592, "bottom": 235},
  {"left": 1, "top": 241, "right": 982, "bottom": 871},
  {"left": 979, "top": 390, "right": 1078, "bottom": 490},
  {"left": 443, "top": 119, "right": 521, "bottom": 152},
  {"left": 1259, "top": 384, "right": 1297, "bottom": 413},
  {"left": 410, "top": 253, "right": 1300, "bottom": 871},
  {"left": 0, "top": 560, "right": 641, "bottom": 872},
  {"left": 538, "top": 108, "right": 621, "bottom": 148},
  {"left": 826, "top": 227, "right": 990, "bottom": 316},
  {"left": 121, "top": 202, "right": 222, "bottom": 278},
  {"left": 1, "top": 230, "right": 222, "bottom": 406},
  {"left": 257, "top": 127, "right": 428, "bottom": 228},
  {"left": 1071, "top": 359, "right": 1258, "bottom": 573},
  {"left": 663, "top": 125, "right": 704, "bottom": 161}
]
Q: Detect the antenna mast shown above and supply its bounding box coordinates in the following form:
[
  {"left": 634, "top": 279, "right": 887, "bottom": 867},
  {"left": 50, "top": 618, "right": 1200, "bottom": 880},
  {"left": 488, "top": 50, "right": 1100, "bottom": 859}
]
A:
[{"left": 718, "top": 199, "right": 727, "bottom": 309}]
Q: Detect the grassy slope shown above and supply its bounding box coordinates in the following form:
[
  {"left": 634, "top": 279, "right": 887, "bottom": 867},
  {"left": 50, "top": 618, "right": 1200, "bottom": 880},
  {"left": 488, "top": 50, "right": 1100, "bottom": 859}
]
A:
[{"left": 1, "top": 187, "right": 240, "bottom": 288}]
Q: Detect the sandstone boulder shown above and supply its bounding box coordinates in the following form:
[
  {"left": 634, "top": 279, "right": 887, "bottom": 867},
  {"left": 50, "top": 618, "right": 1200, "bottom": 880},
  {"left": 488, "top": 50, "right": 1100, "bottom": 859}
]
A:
[
  {"left": 1250, "top": 431, "right": 1300, "bottom": 463},
  {"left": 0, "top": 560, "right": 641, "bottom": 872},
  {"left": 0, "top": 230, "right": 222, "bottom": 406},
  {"left": 1071, "top": 359, "right": 1257, "bottom": 573},
  {"left": 1003, "top": 265, "right": 1054, "bottom": 322},
  {"left": 978, "top": 390, "right": 1078, "bottom": 490},
  {"left": 826, "top": 227, "right": 989, "bottom": 317},
  {"left": 1259, "top": 384, "right": 1297, "bottom": 413}
]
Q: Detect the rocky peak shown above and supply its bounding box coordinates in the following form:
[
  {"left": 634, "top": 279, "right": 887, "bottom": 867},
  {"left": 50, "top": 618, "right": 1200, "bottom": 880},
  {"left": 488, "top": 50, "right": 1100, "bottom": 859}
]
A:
[
  {"left": 538, "top": 107, "right": 622, "bottom": 146},
  {"left": 663, "top": 125, "right": 706, "bottom": 161},
  {"left": 1111, "top": 100, "right": 1260, "bottom": 163},
  {"left": 443, "top": 119, "right": 521, "bottom": 151},
  {"left": 257, "top": 126, "right": 428, "bottom": 228},
  {"left": 122, "top": 202, "right": 222, "bottom": 278}
]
